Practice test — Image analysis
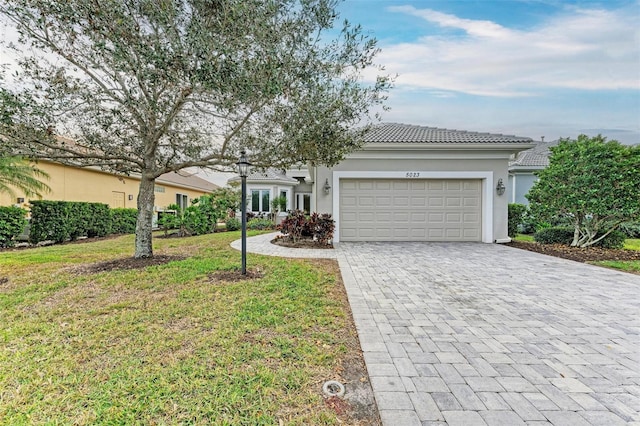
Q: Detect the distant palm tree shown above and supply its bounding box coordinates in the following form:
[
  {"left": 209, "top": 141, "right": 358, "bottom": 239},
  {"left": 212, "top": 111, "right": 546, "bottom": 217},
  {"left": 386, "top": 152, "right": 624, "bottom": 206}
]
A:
[{"left": 0, "top": 156, "right": 50, "bottom": 198}]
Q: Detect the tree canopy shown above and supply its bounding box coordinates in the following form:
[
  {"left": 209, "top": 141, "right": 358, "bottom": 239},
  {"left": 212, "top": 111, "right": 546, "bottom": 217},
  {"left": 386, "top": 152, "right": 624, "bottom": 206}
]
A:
[
  {"left": 0, "top": 0, "right": 391, "bottom": 257},
  {"left": 527, "top": 134, "right": 640, "bottom": 247},
  {"left": 0, "top": 156, "right": 50, "bottom": 199}
]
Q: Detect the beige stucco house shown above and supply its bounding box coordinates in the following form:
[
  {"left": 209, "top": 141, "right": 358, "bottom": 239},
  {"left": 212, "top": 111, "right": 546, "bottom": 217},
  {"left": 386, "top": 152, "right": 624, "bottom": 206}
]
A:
[
  {"left": 234, "top": 123, "right": 534, "bottom": 243},
  {"left": 1, "top": 160, "right": 219, "bottom": 217}
]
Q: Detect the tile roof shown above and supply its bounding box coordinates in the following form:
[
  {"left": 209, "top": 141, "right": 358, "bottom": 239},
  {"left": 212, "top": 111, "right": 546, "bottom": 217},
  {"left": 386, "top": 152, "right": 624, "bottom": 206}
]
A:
[
  {"left": 509, "top": 140, "right": 560, "bottom": 168},
  {"left": 157, "top": 171, "right": 219, "bottom": 192},
  {"left": 364, "top": 123, "right": 533, "bottom": 144}
]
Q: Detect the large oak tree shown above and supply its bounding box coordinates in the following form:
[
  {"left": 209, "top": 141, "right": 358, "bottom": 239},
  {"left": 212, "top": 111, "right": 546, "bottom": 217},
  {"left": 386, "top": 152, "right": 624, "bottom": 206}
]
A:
[{"left": 0, "top": 0, "right": 391, "bottom": 257}]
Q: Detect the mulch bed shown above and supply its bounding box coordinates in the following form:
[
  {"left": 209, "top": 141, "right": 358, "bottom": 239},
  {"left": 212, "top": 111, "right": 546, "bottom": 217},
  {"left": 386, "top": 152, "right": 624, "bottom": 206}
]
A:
[
  {"left": 505, "top": 240, "right": 640, "bottom": 263},
  {"left": 73, "top": 255, "right": 186, "bottom": 274},
  {"left": 271, "top": 237, "right": 333, "bottom": 249}
]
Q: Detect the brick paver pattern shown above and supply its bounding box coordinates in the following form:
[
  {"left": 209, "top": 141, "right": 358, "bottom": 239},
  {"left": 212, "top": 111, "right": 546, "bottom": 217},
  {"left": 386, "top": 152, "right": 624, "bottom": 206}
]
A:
[{"left": 235, "top": 234, "right": 640, "bottom": 426}]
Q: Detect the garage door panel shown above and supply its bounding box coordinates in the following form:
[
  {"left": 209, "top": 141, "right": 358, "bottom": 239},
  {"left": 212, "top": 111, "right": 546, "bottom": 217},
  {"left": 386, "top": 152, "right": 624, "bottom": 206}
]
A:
[
  {"left": 447, "top": 212, "right": 463, "bottom": 222},
  {"left": 410, "top": 181, "right": 426, "bottom": 190},
  {"left": 446, "top": 197, "right": 462, "bottom": 207},
  {"left": 394, "top": 212, "right": 410, "bottom": 222},
  {"left": 358, "top": 181, "right": 374, "bottom": 190},
  {"left": 411, "top": 197, "right": 426, "bottom": 207},
  {"left": 393, "top": 181, "right": 409, "bottom": 190},
  {"left": 377, "top": 196, "right": 392, "bottom": 206},
  {"left": 463, "top": 197, "right": 479, "bottom": 207},
  {"left": 358, "top": 196, "right": 375, "bottom": 207},
  {"left": 340, "top": 178, "right": 482, "bottom": 242},
  {"left": 359, "top": 212, "right": 375, "bottom": 222},
  {"left": 411, "top": 212, "right": 426, "bottom": 222},
  {"left": 428, "top": 212, "right": 444, "bottom": 223}
]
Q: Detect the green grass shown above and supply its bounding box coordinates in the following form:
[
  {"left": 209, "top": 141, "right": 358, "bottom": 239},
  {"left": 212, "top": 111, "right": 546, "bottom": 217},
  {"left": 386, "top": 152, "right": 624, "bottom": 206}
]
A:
[
  {"left": 624, "top": 238, "right": 640, "bottom": 251},
  {"left": 592, "top": 260, "right": 640, "bottom": 274},
  {"left": 514, "top": 234, "right": 534, "bottom": 242},
  {"left": 0, "top": 232, "right": 354, "bottom": 425},
  {"left": 593, "top": 238, "right": 640, "bottom": 273}
]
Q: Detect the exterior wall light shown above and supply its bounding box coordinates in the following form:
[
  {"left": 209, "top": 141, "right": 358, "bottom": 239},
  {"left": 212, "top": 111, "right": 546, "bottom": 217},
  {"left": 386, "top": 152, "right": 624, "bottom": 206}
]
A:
[
  {"left": 236, "top": 150, "right": 252, "bottom": 275},
  {"left": 496, "top": 178, "right": 506, "bottom": 196},
  {"left": 323, "top": 178, "right": 331, "bottom": 195}
]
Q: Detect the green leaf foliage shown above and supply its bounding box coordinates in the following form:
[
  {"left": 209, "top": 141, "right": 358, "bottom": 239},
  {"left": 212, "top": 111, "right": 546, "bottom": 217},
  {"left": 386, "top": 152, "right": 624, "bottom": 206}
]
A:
[
  {"left": 527, "top": 135, "right": 640, "bottom": 247},
  {"left": 507, "top": 203, "right": 527, "bottom": 238},
  {"left": 0, "top": 206, "right": 27, "bottom": 247},
  {"left": 110, "top": 208, "right": 138, "bottom": 234},
  {"left": 533, "top": 227, "right": 574, "bottom": 245},
  {"left": 0, "top": 156, "right": 50, "bottom": 198},
  {"left": 29, "top": 200, "right": 111, "bottom": 243},
  {"left": 0, "top": 0, "right": 392, "bottom": 258}
]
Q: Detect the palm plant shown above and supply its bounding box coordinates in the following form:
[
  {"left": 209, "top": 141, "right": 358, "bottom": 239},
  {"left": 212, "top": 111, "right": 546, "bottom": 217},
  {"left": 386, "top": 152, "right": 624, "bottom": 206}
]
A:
[{"left": 0, "top": 156, "right": 50, "bottom": 198}]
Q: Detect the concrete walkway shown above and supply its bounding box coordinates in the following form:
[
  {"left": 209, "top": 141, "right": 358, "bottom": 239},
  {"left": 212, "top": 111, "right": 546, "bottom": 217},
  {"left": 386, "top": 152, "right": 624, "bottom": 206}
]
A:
[{"left": 233, "top": 234, "right": 640, "bottom": 426}]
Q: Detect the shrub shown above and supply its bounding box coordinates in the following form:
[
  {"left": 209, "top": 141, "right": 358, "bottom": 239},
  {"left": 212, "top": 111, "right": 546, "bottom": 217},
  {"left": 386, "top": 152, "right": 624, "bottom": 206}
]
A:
[
  {"left": 508, "top": 203, "right": 527, "bottom": 238},
  {"left": 111, "top": 208, "right": 137, "bottom": 234},
  {"left": 619, "top": 221, "right": 640, "bottom": 238},
  {"left": 225, "top": 217, "right": 240, "bottom": 231},
  {"left": 308, "top": 212, "right": 335, "bottom": 245},
  {"left": 157, "top": 211, "right": 179, "bottom": 236},
  {"left": 85, "top": 203, "right": 111, "bottom": 237},
  {"left": 278, "top": 210, "right": 335, "bottom": 245},
  {"left": 29, "top": 200, "right": 111, "bottom": 243},
  {"left": 277, "top": 210, "right": 307, "bottom": 242},
  {"left": 248, "top": 218, "right": 274, "bottom": 230},
  {"left": 534, "top": 227, "right": 573, "bottom": 245},
  {"left": 593, "top": 230, "right": 626, "bottom": 249},
  {"left": 29, "top": 200, "right": 71, "bottom": 243},
  {"left": 0, "top": 206, "right": 27, "bottom": 248}
]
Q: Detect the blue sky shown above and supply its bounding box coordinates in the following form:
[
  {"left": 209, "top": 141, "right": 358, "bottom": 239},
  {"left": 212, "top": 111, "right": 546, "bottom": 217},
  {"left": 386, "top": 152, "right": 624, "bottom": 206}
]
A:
[{"left": 338, "top": 0, "right": 640, "bottom": 144}]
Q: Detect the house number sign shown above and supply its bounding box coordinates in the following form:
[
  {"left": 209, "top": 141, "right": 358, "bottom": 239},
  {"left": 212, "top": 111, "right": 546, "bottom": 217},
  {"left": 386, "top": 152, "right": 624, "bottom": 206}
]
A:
[{"left": 405, "top": 172, "right": 420, "bottom": 178}]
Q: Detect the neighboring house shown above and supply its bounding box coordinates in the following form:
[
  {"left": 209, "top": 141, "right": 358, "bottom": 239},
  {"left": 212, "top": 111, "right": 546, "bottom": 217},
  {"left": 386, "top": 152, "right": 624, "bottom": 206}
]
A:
[
  {"left": 228, "top": 169, "right": 307, "bottom": 218},
  {"left": 0, "top": 160, "right": 219, "bottom": 223},
  {"left": 507, "top": 140, "right": 558, "bottom": 205},
  {"left": 230, "top": 123, "right": 534, "bottom": 243}
]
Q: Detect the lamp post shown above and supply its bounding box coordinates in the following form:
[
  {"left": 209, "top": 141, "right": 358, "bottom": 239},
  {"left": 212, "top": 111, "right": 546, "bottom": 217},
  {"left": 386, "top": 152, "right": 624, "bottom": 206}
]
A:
[{"left": 236, "top": 150, "right": 251, "bottom": 275}]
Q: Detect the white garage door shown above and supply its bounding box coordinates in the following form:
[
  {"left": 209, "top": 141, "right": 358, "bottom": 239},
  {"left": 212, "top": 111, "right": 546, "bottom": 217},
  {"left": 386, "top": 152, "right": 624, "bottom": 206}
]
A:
[{"left": 339, "top": 179, "right": 482, "bottom": 242}]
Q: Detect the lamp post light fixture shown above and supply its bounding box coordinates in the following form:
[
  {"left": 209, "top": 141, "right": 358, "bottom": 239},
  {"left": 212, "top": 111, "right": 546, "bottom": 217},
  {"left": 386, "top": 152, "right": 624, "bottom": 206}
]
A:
[
  {"left": 236, "top": 150, "right": 251, "bottom": 275},
  {"left": 496, "top": 178, "right": 506, "bottom": 196},
  {"left": 323, "top": 178, "right": 331, "bottom": 195}
]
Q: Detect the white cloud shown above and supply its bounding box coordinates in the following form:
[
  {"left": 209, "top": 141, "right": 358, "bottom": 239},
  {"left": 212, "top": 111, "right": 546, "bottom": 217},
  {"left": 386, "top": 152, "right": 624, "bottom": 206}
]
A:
[{"left": 369, "top": 4, "right": 640, "bottom": 97}]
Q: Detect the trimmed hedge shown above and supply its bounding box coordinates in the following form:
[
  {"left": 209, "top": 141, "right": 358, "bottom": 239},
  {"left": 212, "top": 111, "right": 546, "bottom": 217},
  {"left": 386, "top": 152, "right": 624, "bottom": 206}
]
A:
[
  {"left": 534, "top": 226, "right": 626, "bottom": 249},
  {"left": 0, "top": 206, "right": 27, "bottom": 248},
  {"left": 29, "top": 200, "right": 111, "bottom": 244},
  {"left": 111, "top": 208, "right": 138, "bottom": 234},
  {"left": 533, "top": 227, "right": 573, "bottom": 245},
  {"left": 594, "top": 230, "right": 626, "bottom": 249},
  {"left": 508, "top": 203, "right": 527, "bottom": 238}
]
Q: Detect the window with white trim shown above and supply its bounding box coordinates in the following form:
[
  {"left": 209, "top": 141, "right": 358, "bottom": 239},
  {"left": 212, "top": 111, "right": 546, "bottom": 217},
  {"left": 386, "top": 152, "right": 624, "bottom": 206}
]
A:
[{"left": 251, "top": 189, "right": 270, "bottom": 212}]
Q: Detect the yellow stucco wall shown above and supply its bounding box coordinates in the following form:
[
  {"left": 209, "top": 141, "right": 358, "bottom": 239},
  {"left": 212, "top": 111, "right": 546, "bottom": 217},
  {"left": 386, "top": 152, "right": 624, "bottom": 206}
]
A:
[{"left": 0, "top": 161, "right": 212, "bottom": 210}]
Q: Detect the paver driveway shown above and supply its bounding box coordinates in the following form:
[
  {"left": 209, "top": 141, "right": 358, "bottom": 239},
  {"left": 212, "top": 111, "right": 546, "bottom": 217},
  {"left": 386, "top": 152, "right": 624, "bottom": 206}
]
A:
[{"left": 337, "top": 242, "right": 640, "bottom": 426}]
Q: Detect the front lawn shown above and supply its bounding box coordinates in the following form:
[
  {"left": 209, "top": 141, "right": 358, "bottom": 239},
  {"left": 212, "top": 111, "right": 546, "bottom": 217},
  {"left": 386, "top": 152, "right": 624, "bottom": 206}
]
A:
[
  {"left": 0, "top": 232, "right": 371, "bottom": 425},
  {"left": 624, "top": 238, "right": 640, "bottom": 251}
]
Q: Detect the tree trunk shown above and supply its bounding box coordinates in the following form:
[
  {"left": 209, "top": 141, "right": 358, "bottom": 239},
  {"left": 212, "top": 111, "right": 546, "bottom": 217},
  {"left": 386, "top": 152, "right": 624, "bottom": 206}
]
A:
[
  {"left": 571, "top": 224, "right": 580, "bottom": 247},
  {"left": 135, "top": 175, "right": 156, "bottom": 258}
]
